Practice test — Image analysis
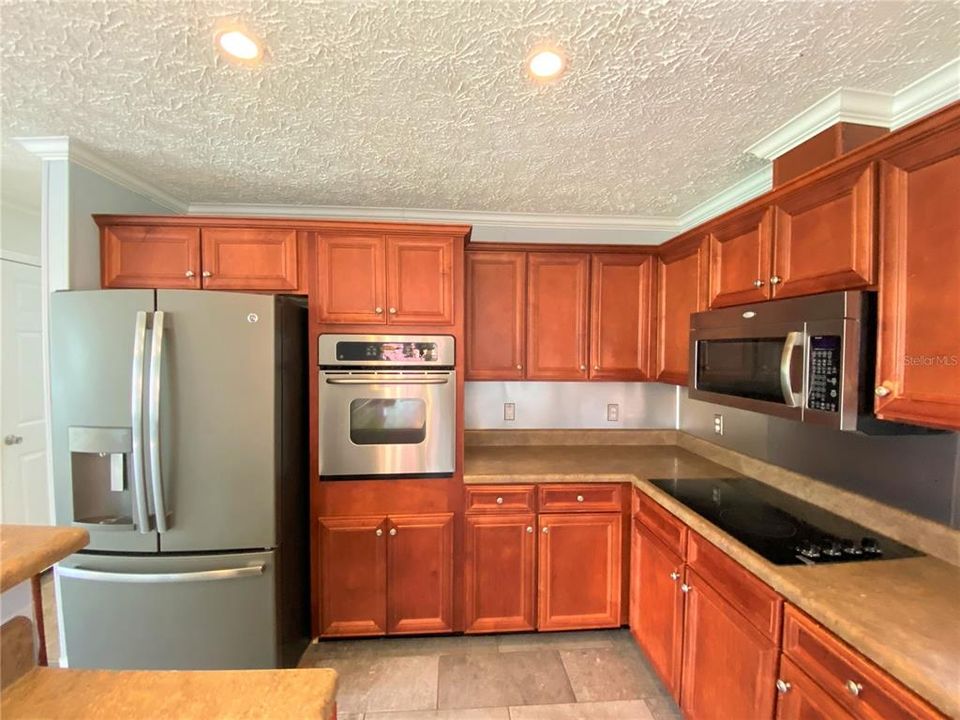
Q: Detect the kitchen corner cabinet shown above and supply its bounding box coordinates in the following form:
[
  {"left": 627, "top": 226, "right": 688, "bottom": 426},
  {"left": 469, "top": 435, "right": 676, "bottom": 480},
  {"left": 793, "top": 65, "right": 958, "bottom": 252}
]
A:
[
  {"left": 590, "top": 253, "right": 655, "bottom": 380},
  {"left": 656, "top": 235, "right": 708, "bottom": 385},
  {"left": 466, "top": 252, "right": 526, "bottom": 379},
  {"left": 874, "top": 121, "right": 960, "bottom": 431},
  {"left": 526, "top": 252, "right": 590, "bottom": 379},
  {"left": 316, "top": 234, "right": 454, "bottom": 325}
]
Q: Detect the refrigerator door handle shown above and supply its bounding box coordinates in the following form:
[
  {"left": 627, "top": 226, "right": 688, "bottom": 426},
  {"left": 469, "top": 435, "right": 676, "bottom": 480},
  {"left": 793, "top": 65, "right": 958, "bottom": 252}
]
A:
[
  {"left": 130, "top": 311, "right": 151, "bottom": 533},
  {"left": 57, "top": 564, "right": 265, "bottom": 584},
  {"left": 148, "top": 310, "right": 169, "bottom": 533}
]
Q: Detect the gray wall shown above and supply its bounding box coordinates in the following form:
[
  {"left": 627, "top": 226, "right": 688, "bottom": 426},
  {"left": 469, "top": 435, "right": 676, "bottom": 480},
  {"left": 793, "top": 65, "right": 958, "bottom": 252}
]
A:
[{"left": 679, "top": 391, "right": 960, "bottom": 528}]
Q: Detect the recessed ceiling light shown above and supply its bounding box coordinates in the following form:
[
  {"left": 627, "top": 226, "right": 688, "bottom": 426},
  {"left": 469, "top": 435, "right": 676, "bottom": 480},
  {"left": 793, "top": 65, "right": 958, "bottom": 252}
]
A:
[
  {"left": 216, "top": 29, "right": 262, "bottom": 62},
  {"left": 527, "top": 48, "right": 566, "bottom": 81}
]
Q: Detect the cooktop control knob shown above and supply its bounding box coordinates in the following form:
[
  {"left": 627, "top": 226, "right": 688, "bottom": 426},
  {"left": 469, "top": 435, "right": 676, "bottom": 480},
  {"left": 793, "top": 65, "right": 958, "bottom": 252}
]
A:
[
  {"left": 841, "top": 540, "right": 863, "bottom": 555},
  {"left": 822, "top": 540, "right": 843, "bottom": 557},
  {"left": 861, "top": 537, "right": 882, "bottom": 555},
  {"left": 797, "top": 540, "right": 821, "bottom": 558}
]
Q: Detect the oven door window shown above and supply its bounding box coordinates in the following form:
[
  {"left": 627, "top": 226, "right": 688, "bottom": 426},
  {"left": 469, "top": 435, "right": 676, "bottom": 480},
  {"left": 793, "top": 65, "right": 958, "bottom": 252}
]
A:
[
  {"left": 349, "top": 399, "right": 427, "bottom": 445},
  {"left": 696, "top": 338, "right": 788, "bottom": 404}
]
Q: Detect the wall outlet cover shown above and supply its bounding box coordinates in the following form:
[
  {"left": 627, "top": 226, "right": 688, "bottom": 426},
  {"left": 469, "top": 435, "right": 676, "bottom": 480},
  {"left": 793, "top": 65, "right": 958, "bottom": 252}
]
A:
[
  {"left": 503, "top": 402, "right": 516, "bottom": 422},
  {"left": 713, "top": 413, "right": 724, "bottom": 435},
  {"left": 607, "top": 403, "right": 620, "bottom": 422}
]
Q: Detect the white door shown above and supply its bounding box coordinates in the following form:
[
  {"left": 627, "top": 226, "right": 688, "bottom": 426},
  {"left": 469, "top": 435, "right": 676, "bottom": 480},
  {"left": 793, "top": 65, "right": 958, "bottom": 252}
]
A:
[{"left": 0, "top": 258, "right": 50, "bottom": 524}]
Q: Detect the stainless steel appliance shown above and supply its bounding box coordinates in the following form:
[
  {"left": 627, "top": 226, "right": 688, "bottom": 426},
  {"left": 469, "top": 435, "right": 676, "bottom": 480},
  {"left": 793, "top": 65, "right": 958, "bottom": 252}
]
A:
[
  {"left": 690, "top": 291, "right": 873, "bottom": 431},
  {"left": 317, "top": 334, "right": 456, "bottom": 478},
  {"left": 49, "top": 290, "right": 309, "bottom": 669}
]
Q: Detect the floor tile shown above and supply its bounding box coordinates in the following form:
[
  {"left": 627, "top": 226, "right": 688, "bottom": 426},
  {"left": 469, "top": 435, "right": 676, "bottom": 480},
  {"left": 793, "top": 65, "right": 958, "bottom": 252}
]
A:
[
  {"left": 559, "top": 647, "right": 666, "bottom": 702},
  {"left": 336, "top": 714, "right": 365, "bottom": 720},
  {"left": 643, "top": 696, "right": 684, "bottom": 720},
  {"left": 314, "top": 654, "right": 439, "bottom": 714},
  {"left": 438, "top": 650, "right": 575, "bottom": 710},
  {"left": 366, "top": 708, "right": 509, "bottom": 720},
  {"left": 497, "top": 630, "right": 619, "bottom": 653},
  {"left": 508, "top": 699, "right": 656, "bottom": 720},
  {"left": 311, "top": 634, "right": 500, "bottom": 659}
]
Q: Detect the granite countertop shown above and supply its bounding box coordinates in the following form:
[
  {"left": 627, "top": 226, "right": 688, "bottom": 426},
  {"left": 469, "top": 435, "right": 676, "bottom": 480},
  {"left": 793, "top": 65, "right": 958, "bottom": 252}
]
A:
[
  {"left": 463, "top": 430, "right": 960, "bottom": 717},
  {"left": 0, "top": 524, "right": 89, "bottom": 592},
  {"left": 0, "top": 667, "right": 338, "bottom": 719}
]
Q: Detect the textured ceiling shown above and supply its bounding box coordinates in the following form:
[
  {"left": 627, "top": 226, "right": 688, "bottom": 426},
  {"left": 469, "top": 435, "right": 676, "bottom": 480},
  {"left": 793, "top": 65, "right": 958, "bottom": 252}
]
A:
[{"left": 2, "top": 0, "right": 959, "bottom": 216}]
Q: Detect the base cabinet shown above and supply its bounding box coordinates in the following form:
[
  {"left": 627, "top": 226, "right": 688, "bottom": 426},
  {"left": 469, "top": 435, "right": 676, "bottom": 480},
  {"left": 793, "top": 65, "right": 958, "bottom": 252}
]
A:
[
  {"left": 777, "top": 657, "right": 855, "bottom": 720},
  {"left": 386, "top": 514, "right": 454, "bottom": 634}
]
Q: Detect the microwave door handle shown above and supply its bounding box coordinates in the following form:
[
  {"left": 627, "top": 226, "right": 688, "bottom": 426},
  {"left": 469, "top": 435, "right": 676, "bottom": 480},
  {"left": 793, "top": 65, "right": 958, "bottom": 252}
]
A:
[
  {"left": 148, "top": 311, "right": 168, "bottom": 533},
  {"left": 780, "top": 331, "right": 804, "bottom": 408},
  {"left": 130, "top": 311, "right": 150, "bottom": 534},
  {"left": 324, "top": 377, "right": 449, "bottom": 385}
]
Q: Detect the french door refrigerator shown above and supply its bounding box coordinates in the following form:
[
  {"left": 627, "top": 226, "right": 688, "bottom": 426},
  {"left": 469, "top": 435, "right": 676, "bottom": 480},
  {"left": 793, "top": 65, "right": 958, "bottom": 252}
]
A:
[{"left": 49, "top": 290, "right": 309, "bottom": 670}]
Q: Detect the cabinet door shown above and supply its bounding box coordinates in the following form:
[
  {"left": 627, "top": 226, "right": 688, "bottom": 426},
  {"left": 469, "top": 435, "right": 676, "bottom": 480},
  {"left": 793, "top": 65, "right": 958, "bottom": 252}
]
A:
[
  {"left": 708, "top": 207, "right": 774, "bottom": 308},
  {"left": 875, "top": 124, "right": 960, "bottom": 431},
  {"left": 200, "top": 227, "right": 298, "bottom": 291},
  {"left": 538, "top": 513, "right": 621, "bottom": 631},
  {"left": 656, "top": 235, "right": 708, "bottom": 384},
  {"left": 776, "top": 657, "right": 855, "bottom": 720},
  {"left": 386, "top": 513, "right": 454, "bottom": 635},
  {"left": 589, "top": 253, "right": 655, "bottom": 380},
  {"left": 316, "top": 235, "right": 386, "bottom": 324},
  {"left": 680, "top": 569, "right": 779, "bottom": 720},
  {"left": 317, "top": 516, "right": 387, "bottom": 637},
  {"left": 632, "top": 524, "right": 685, "bottom": 701},
  {"left": 386, "top": 236, "right": 454, "bottom": 325},
  {"left": 101, "top": 225, "right": 201, "bottom": 289},
  {"left": 464, "top": 513, "right": 536, "bottom": 633},
  {"left": 527, "top": 253, "right": 590, "bottom": 379},
  {"left": 466, "top": 252, "right": 526, "bottom": 379},
  {"left": 772, "top": 163, "right": 876, "bottom": 299}
]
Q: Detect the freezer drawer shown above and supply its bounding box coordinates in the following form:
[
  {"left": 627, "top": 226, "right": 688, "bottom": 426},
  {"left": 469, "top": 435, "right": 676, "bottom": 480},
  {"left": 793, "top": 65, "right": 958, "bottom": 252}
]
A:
[{"left": 56, "top": 550, "right": 278, "bottom": 670}]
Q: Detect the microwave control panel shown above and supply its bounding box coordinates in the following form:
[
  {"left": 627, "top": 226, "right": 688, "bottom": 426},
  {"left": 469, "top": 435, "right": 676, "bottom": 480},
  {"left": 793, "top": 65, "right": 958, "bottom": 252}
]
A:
[{"left": 808, "top": 335, "right": 841, "bottom": 412}]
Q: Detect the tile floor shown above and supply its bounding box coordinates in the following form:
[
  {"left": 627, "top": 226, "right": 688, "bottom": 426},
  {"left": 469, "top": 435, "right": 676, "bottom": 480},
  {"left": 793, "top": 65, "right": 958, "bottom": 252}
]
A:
[{"left": 298, "top": 630, "right": 683, "bottom": 720}]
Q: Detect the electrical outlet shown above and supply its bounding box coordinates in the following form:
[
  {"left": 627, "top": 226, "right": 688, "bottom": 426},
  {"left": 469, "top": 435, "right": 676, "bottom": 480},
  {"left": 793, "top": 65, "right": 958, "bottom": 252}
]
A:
[
  {"left": 607, "top": 403, "right": 620, "bottom": 422},
  {"left": 713, "top": 413, "right": 724, "bottom": 436},
  {"left": 503, "top": 402, "right": 516, "bottom": 422}
]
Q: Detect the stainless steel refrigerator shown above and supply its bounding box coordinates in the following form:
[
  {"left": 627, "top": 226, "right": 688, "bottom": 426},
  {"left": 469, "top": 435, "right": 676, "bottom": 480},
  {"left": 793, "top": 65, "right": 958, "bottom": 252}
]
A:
[{"left": 49, "top": 290, "right": 309, "bottom": 670}]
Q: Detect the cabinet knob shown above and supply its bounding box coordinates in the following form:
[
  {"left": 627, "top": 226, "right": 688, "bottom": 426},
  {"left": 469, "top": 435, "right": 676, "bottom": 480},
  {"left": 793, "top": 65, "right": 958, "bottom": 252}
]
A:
[
  {"left": 594, "top": 365, "right": 600, "bottom": 370},
  {"left": 680, "top": 583, "right": 692, "bottom": 593},
  {"left": 770, "top": 275, "right": 782, "bottom": 285},
  {"left": 388, "top": 307, "right": 397, "bottom": 315},
  {"left": 776, "top": 679, "right": 792, "bottom": 694},
  {"left": 375, "top": 528, "right": 383, "bottom": 537},
  {"left": 576, "top": 495, "right": 584, "bottom": 503},
  {"left": 875, "top": 385, "right": 891, "bottom": 398},
  {"left": 184, "top": 270, "right": 195, "bottom": 278},
  {"left": 516, "top": 364, "right": 523, "bottom": 370},
  {"left": 580, "top": 365, "right": 587, "bottom": 371},
  {"left": 375, "top": 306, "right": 383, "bottom": 314},
  {"left": 753, "top": 279, "right": 764, "bottom": 288},
  {"left": 496, "top": 496, "right": 504, "bottom": 505},
  {"left": 669, "top": 571, "right": 680, "bottom": 581},
  {"left": 845, "top": 680, "right": 863, "bottom": 697},
  {"left": 542, "top": 526, "right": 549, "bottom": 534},
  {"left": 389, "top": 528, "right": 397, "bottom": 536},
  {"left": 202, "top": 270, "right": 212, "bottom": 278},
  {"left": 526, "top": 526, "right": 534, "bottom": 533}
]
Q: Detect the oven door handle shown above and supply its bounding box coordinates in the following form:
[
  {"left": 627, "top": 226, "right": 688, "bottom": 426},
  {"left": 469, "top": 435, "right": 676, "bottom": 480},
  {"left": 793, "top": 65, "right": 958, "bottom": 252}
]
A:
[
  {"left": 324, "top": 376, "right": 450, "bottom": 385},
  {"left": 780, "top": 331, "right": 805, "bottom": 408}
]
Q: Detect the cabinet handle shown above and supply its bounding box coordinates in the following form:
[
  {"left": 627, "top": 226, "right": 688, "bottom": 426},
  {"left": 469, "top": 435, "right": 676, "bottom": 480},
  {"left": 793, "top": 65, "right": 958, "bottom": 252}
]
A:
[
  {"left": 845, "top": 680, "right": 863, "bottom": 697},
  {"left": 202, "top": 270, "right": 212, "bottom": 278},
  {"left": 576, "top": 495, "right": 584, "bottom": 503},
  {"left": 184, "top": 270, "right": 195, "bottom": 278},
  {"left": 680, "top": 583, "right": 692, "bottom": 593},
  {"left": 776, "top": 679, "right": 791, "bottom": 694},
  {"left": 496, "top": 496, "right": 504, "bottom": 505},
  {"left": 388, "top": 307, "right": 397, "bottom": 315},
  {"left": 375, "top": 528, "right": 383, "bottom": 537},
  {"left": 375, "top": 306, "right": 383, "bottom": 314},
  {"left": 770, "top": 275, "right": 782, "bottom": 285},
  {"left": 875, "top": 385, "right": 891, "bottom": 398},
  {"left": 526, "top": 526, "right": 533, "bottom": 533},
  {"left": 542, "top": 526, "right": 549, "bottom": 534},
  {"left": 753, "top": 279, "right": 764, "bottom": 288},
  {"left": 389, "top": 528, "right": 397, "bottom": 536},
  {"left": 669, "top": 571, "right": 680, "bottom": 581}
]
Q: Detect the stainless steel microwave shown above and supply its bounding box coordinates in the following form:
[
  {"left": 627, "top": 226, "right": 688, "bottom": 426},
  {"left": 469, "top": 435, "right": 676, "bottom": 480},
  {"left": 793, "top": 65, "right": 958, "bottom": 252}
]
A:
[{"left": 689, "top": 291, "right": 873, "bottom": 431}]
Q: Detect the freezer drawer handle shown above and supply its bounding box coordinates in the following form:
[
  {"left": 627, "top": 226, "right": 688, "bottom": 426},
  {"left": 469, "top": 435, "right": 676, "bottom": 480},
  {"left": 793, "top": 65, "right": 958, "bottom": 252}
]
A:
[
  {"left": 57, "top": 564, "right": 265, "bottom": 584},
  {"left": 130, "top": 311, "right": 151, "bottom": 534},
  {"left": 148, "top": 311, "right": 169, "bottom": 533}
]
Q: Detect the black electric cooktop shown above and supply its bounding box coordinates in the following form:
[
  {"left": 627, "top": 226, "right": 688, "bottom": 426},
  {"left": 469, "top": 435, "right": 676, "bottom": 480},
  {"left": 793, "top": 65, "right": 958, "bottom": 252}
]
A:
[{"left": 648, "top": 477, "right": 922, "bottom": 566}]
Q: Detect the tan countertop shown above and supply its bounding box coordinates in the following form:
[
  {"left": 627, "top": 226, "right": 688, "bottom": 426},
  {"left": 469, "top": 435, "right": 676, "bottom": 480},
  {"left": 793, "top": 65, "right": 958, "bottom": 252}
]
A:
[
  {"left": 0, "top": 667, "right": 338, "bottom": 719},
  {"left": 0, "top": 524, "right": 89, "bottom": 592},
  {"left": 464, "top": 430, "right": 960, "bottom": 717}
]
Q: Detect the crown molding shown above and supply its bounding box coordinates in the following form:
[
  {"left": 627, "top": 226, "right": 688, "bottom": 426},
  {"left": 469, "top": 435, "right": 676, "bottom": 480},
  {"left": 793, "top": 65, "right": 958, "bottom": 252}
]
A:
[
  {"left": 676, "top": 165, "right": 773, "bottom": 233},
  {"left": 15, "top": 136, "right": 189, "bottom": 213},
  {"left": 891, "top": 57, "right": 960, "bottom": 129}
]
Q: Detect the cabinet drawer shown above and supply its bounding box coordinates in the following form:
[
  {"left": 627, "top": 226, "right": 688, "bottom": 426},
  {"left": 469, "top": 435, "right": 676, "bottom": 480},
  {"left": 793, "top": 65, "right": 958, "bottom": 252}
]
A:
[
  {"left": 465, "top": 486, "right": 535, "bottom": 513},
  {"left": 633, "top": 488, "right": 687, "bottom": 556},
  {"left": 538, "top": 484, "right": 622, "bottom": 512},
  {"left": 687, "top": 531, "right": 782, "bottom": 642},
  {"left": 782, "top": 606, "right": 945, "bottom": 720}
]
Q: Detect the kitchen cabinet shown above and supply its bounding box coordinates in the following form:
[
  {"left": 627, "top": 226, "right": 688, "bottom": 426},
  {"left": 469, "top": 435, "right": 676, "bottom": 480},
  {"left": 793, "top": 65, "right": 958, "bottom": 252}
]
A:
[
  {"left": 200, "top": 227, "right": 299, "bottom": 291},
  {"left": 463, "top": 513, "right": 537, "bottom": 633},
  {"left": 708, "top": 207, "right": 774, "bottom": 308},
  {"left": 538, "top": 512, "right": 621, "bottom": 631},
  {"left": 316, "top": 234, "right": 454, "bottom": 325},
  {"left": 874, "top": 121, "right": 960, "bottom": 431},
  {"left": 589, "top": 253, "right": 655, "bottom": 380},
  {"left": 777, "top": 656, "right": 855, "bottom": 720},
  {"left": 656, "top": 234, "right": 708, "bottom": 384},
  {"left": 466, "top": 252, "right": 526, "bottom": 379},
  {"left": 526, "top": 252, "right": 590, "bottom": 379},
  {"left": 101, "top": 225, "right": 202, "bottom": 289},
  {"left": 317, "top": 512, "right": 453, "bottom": 638},
  {"left": 680, "top": 568, "right": 779, "bottom": 720}
]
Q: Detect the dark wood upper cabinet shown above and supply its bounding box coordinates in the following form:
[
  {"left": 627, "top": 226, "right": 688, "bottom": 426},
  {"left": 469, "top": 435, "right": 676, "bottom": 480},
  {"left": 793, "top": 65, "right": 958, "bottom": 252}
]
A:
[
  {"left": 589, "top": 253, "right": 655, "bottom": 380},
  {"left": 874, "top": 121, "right": 960, "bottom": 431},
  {"left": 708, "top": 207, "right": 775, "bottom": 308},
  {"left": 385, "top": 513, "right": 454, "bottom": 635},
  {"left": 385, "top": 236, "right": 454, "bottom": 325},
  {"left": 200, "top": 227, "right": 299, "bottom": 291},
  {"left": 101, "top": 225, "right": 201, "bottom": 289},
  {"left": 463, "top": 512, "right": 536, "bottom": 634},
  {"left": 771, "top": 163, "right": 876, "bottom": 299},
  {"left": 466, "top": 252, "right": 526, "bottom": 379},
  {"left": 316, "top": 234, "right": 386, "bottom": 324},
  {"left": 526, "top": 252, "right": 590, "bottom": 380},
  {"left": 656, "top": 235, "right": 708, "bottom": 385}
]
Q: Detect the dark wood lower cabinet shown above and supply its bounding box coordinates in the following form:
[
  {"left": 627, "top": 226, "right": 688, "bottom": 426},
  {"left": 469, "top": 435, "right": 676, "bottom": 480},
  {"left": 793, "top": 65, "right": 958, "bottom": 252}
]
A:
[
  {"left": 386, "top": 513, "right": 454, "bottom": 635},
  {"left": 680, "top": 569, "right": 780, "bottom": 720},
  {"left": 777, "top": 656, "right": 854, "bottom": 720},
  {"left": 463, "top": 513, "right": 536, "bottom": 633},
  {"left": 317, "top": 516, "right": 387, "bottom": 637}
]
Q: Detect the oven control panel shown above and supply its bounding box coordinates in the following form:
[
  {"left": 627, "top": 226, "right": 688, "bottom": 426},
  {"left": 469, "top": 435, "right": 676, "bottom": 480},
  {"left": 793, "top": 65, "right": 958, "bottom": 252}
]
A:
[
  {"left": 807, "top": 335, "right": 841, "bottom": 412},
  {"left": 318, "top": 334, "right": 456, "bottom": 367}
]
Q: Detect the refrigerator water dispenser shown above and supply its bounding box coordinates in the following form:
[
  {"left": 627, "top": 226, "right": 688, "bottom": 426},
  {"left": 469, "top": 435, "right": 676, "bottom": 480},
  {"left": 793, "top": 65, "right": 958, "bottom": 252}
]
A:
[{"left": 68, "top": 426, "right": 136, "bottom": 529}]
